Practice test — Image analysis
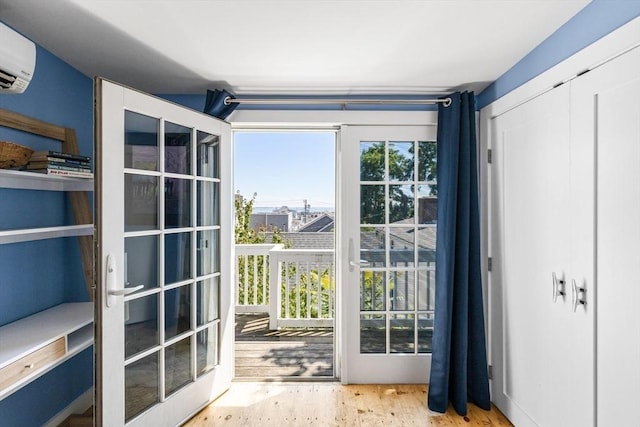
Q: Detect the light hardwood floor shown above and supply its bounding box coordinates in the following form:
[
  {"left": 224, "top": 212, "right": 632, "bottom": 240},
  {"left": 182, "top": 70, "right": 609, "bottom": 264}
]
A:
[{"left": 184, "top": 382, "right": 513, "bottom": 426}]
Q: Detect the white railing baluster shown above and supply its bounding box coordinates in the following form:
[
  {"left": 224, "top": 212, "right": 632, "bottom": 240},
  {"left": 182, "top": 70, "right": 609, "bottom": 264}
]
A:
[
  {"left": 236, "top": 244, "right": 336, "bottom": 328},
  {"left": 252, "top": 254, "right": 258, "bottom": 305},
  {"left": 262, "top": 255, "right": 267, "bottom": 304},
  {"left": 242, "top": 254, "right": 248, "bottom": 306}
]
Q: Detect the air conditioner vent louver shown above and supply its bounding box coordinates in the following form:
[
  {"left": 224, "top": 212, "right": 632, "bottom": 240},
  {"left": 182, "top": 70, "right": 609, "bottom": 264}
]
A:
[
  {"left": 0, "top": 23, "right": 36, "bottom": 94},
  {"left": 0, "top": 69, "right": 17, "bottom": 89}
]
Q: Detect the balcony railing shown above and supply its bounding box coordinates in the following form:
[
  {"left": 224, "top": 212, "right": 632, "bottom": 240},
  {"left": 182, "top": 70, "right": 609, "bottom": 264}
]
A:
[{"left": 235, "top": 244, "right": 335, "bottom": 329}]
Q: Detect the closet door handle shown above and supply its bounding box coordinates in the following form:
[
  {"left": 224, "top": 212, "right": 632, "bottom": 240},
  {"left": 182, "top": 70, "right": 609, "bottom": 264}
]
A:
[
  {"left": 552, "top": 272, "right": 566, "bottom": 302},
  {"left": 571, "top": 279, "right": 587, "bottom": 312}
]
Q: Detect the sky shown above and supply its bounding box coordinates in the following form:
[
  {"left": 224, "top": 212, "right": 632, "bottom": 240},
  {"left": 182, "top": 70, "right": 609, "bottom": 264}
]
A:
[{"left": 234, "top": 131, "right": 336, "bottom": 210}]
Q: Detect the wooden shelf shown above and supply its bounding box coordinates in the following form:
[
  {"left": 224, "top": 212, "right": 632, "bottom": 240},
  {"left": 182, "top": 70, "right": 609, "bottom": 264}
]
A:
[
  {"left": 0, "top": 302, "right": 93, "bottom": 400},
  {"left": 0, "top": 224, "right": 94, "bottom": 245},
  {"left": 0, "top": 169, "right": 93, "bottom": 191}
]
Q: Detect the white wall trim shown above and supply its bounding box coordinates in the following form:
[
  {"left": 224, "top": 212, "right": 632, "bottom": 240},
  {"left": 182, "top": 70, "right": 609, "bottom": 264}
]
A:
[
  {"left": 482, "top": 15, "right": 640, "bottom": 120},
  {"left": 230, "top": 110, "right": 437, "bottom": 127},
  {"left": 44, "top": 388, "right": 93, "bottom": 427}
]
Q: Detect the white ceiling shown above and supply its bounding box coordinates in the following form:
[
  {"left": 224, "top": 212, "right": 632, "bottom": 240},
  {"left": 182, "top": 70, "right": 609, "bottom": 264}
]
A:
[{"left": 0, "top": 0, "right": 590, "bottom": 95}]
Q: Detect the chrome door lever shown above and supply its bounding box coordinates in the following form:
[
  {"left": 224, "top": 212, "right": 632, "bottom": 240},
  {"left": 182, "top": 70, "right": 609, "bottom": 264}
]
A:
[
  {"left": 571, "top": 279, "right": 586, "bottom": 312},
  {"left": 552, "top": 272, "right": 566, "bottom": 303}
]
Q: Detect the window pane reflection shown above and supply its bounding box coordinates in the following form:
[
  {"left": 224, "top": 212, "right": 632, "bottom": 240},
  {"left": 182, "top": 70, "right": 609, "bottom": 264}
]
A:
[
  {"left": 125, "top": 235, "right": 159, "bottom": 291},
  {"left": 360, "top": 142, "right": 385, "bottom": 181},
  {"left": 417, "top": 226, "right": 436, "bottom": 265},
  {"left": 198, "top": 229, "right": 219, "bottom": 277},
  {"left": 360, "top": 271, "right": 386, "bottom": 311},
  {"left": 125, "top": 294, "right": 159, "bottom": 359},
  {"left": 417, "top": 141, "right": 437, "bottom": 185},
  {"left": 165, "top": 285, "right": 191, "bottom": 340},
  {"left": 360, "top": 314, "right": 386, "bottom": 353},
  {"left": 390, "top": 314, "right": 415, "bottom": 353},
  {"left": 197, "top": 277, "right": 220, "bottom": 326},
  {"left": 418, "top": 314, "right": 434, "bottom": 353},
  {"left": 165, "top": 121, "right": 191, "bottom": 175},
  {"left": 388, "top": 141, "right": 413, "bottom": 182},
  {"left": 360, "top": 185, "right": 385, "bottom": 224},
  {"left": 165, "top": 337, "right": 192, "bottom": 397},
  {"left": 389, "top": 185, "right": 414, "bottom": 223},
  {"left": 125, "top": 352, "right": 159, "bottom": 422},
  {"left": 389, "top": 227, "right": 414, "bottom": 267},
  {"left": 165, "top": 232, "right": 192, "bottom": 284},
  {"left": 389, "top": 270, "right": 415, "bottom": 311},
  {"left": 125, "top": 110, "right": 158, "bottom": 171},
  {"left": 125, "top": 174, "right": 159, "bottom": 232},
  {"left": 360, "top": 226, "right": 385, "bottom": 268},
  {"left": 417, "top": 270, "right": 436, "bottom": 311},
  {"left": 197, "top": 181, "right": 219, "bottom": 226},
  {"left": 197, "top": 131, "right": 219, "bottom": 178},
  {"left": 165, "top": 178, "right": 191, "bottom": 228},
  {"left": 197, "top": 325, "right": 218, "bottom": 376}
]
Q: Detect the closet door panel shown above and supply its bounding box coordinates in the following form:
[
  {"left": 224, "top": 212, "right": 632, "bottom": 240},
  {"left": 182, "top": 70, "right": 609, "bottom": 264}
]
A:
[
  {"left": 573, "top": 46, "right": 640, "bottom": 425},
  {"left": 491, "top": 84, "right": 574, "bottom": 427}
]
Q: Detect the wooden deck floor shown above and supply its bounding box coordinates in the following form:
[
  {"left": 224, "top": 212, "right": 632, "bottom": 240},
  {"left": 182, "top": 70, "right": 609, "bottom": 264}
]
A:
[
  {"left": 235, "top": 313, "right": 334, "bottom": 378},
  {"left": 184, "top": 382, "right": 514, "bottom": 426}
]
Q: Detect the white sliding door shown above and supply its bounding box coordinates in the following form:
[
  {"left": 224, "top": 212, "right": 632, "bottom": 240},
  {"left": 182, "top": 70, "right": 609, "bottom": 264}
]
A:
[{"left": 95, "top": 79, "right": 233, "bottom": 426}]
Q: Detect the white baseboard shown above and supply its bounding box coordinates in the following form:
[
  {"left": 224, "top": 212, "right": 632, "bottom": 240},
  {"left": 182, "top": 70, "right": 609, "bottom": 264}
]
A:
[{"left": 44, "top": 388, "right": 93, "bottom": 427}]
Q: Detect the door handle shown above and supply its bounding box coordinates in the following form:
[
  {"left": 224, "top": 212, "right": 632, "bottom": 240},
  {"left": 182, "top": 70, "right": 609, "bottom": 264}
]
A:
[
  {"left": 348, "top": 238, "right": 369, "bottom": 271},
  {"left": 571, "top": 279, "right": 586, "bottom": 312},
  {"left": 108, "top": 286, "right": 143, "bottom": 296},
  {"left": 552, "top": 272, "right": 566, "bottom": 303},
  {"left": 105, "top": 254, "right": 144, "bottom": 307},
  {"left": 349, "top": 260, "right": 370, "bottom": 268}
]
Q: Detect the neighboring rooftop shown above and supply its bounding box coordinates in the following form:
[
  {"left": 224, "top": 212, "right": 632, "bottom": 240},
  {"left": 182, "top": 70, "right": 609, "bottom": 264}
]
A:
[
  {"left": 297, "top": 214, "right": 335, "bottom": 232},
  {"left": 263, "top": 232, "right": 335, "bottom": 249}
]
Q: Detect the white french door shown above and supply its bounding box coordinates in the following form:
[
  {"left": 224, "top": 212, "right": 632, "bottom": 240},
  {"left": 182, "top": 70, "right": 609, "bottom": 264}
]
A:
[
  {"left": 95, "top": 79, "right": 233, "bottom": 426},
  {"left": 340, "top": 125, "right": 435, "bottom": 383}
]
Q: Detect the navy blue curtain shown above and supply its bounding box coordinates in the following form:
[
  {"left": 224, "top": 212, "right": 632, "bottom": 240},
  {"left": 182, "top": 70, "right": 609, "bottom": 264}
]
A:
[
  {"left": 203, "top": 88, "right": 238, "bottom": 120},
  {"left": 427, "top": 91, "right": 490, "bottom": 415}
]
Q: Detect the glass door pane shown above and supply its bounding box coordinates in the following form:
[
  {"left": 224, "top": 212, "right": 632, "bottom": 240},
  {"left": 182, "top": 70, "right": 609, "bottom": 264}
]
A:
[{"left": 358, "top": 139, "right": 436, "bottom": 355}]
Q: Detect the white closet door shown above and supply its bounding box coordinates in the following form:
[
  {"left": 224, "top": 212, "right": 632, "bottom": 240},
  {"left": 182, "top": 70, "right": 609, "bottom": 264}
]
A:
[
  {"left": 490, "top": 83, "right": 593, "bottom": 427},
  {"left": 573, "top": 46, "right": 640, "bottom": 426}
]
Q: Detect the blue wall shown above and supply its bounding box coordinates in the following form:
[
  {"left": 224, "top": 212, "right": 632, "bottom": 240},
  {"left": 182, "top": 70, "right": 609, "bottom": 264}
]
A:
[
  {"left": 477, "top": 0, "right": 640, "bottom": 108},
  {"left": 0, "top": 30, "right": 94, "bottom": 426}
]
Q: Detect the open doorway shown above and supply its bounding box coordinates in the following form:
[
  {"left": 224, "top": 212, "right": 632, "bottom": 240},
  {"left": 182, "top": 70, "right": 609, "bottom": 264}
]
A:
[{"left": 233, "top": 130, "right": 336, "bottom": 379}]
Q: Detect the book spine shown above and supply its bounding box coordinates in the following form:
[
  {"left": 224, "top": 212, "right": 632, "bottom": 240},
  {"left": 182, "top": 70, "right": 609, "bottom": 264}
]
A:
[
  {"left": 46, "top": 163, "right": 92, "bottom": 172},
  {"left": 46, "top": 168, "right": 93, "bottom": 178},
  {"left": 31, "top": 151, "right": 92, "bottom": 162},
  {"left": 43, "top": 157, "right": 91, "bottom": 166}
]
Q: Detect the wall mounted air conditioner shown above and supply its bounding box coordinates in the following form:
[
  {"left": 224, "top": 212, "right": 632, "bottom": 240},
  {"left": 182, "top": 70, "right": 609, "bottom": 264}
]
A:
[{"left": 0, "top": 22, "right": 36, "bottom": 94}]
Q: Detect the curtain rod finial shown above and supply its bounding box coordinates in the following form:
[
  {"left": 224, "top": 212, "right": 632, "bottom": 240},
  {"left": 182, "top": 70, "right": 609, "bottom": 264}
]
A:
[
  {"left": 223, "top": 96, "right": 232, "bottom": 106},
  {"left": 443, "top": 98, "right": 452, "bottom": 107}
]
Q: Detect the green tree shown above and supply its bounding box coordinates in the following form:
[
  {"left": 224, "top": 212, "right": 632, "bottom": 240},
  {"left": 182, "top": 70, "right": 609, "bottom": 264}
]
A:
[
  {"left": 360, "top": 142, "right": 416, "bottom": 224},
  {"left": 235, "top": 192, "right": 264, "bottom": 244}
]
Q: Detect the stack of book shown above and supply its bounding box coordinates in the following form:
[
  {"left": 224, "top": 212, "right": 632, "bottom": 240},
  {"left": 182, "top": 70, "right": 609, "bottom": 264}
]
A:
[{"left": 25, "top": 150, "right": 93, "bottom": 178}]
